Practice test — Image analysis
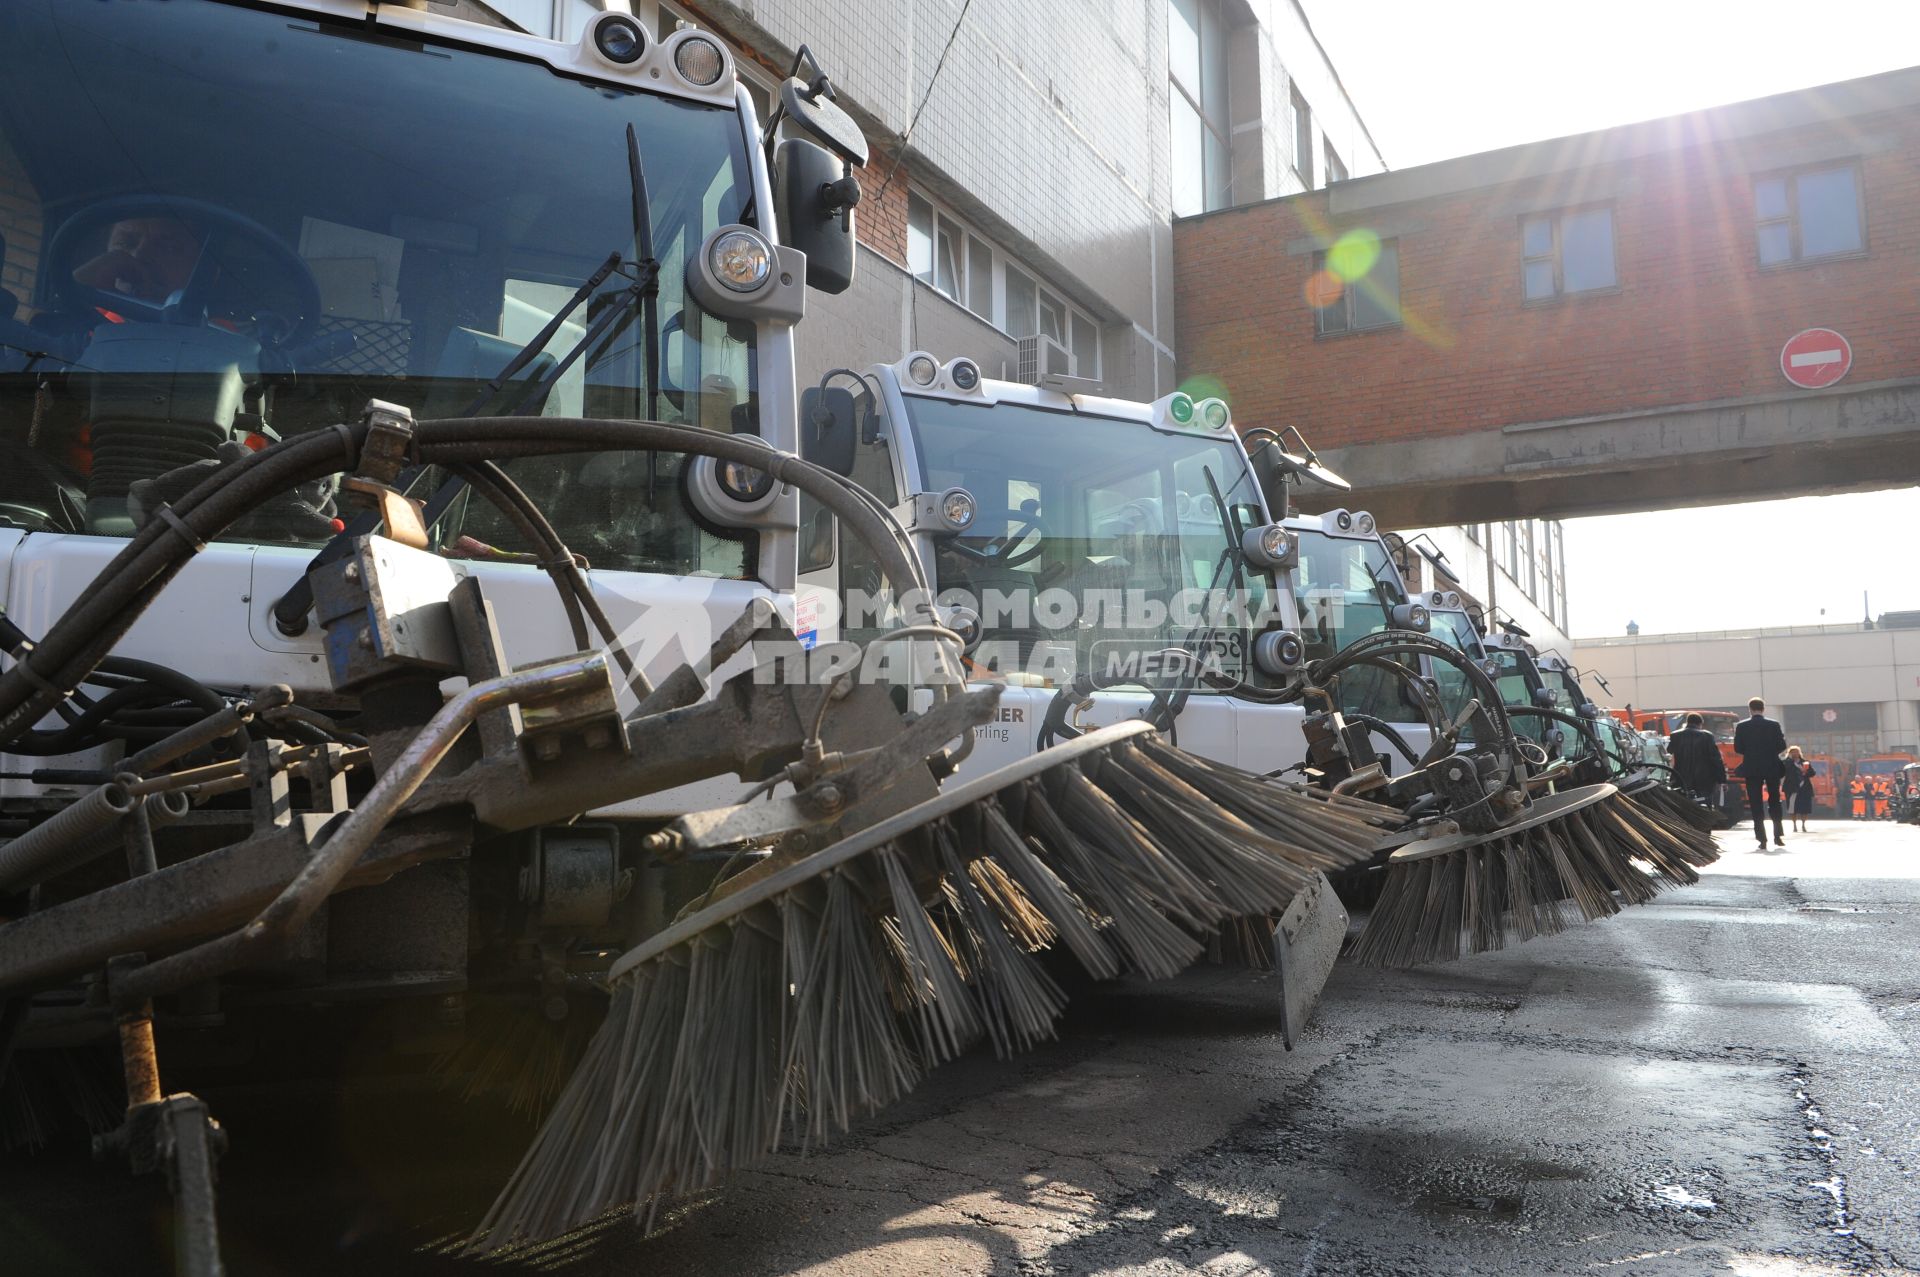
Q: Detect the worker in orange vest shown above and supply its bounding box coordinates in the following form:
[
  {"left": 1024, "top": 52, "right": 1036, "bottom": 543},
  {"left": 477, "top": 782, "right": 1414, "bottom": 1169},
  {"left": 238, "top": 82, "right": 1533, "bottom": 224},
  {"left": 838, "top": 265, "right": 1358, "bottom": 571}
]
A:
[{"left": 1850, "top": 777, "right": 1868, "bottom": 819}]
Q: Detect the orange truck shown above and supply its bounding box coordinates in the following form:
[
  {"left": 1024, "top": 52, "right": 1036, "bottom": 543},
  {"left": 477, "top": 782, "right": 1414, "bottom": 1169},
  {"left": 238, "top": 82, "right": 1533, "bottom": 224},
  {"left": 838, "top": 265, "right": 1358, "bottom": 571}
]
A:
[{"left": 1803, "top": 754, "right": 1847, "bottom": 815}]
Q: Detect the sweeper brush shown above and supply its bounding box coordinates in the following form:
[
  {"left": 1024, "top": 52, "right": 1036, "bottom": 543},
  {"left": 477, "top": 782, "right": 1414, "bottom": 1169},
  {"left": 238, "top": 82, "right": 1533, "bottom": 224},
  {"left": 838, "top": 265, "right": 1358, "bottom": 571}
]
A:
[
  {"left": 1348, "top": 783, "right": 1722, "bottom": 968},
  {"left": 469, "top": 720, "right": 1382, "bottom": 1250}
]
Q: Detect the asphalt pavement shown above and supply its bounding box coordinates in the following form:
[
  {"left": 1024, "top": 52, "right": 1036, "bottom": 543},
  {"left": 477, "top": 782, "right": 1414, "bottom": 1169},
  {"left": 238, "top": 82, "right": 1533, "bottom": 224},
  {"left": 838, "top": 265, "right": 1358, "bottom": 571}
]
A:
[{"left": 4, "top": 817, "right": 1916, "bottom": 1275}]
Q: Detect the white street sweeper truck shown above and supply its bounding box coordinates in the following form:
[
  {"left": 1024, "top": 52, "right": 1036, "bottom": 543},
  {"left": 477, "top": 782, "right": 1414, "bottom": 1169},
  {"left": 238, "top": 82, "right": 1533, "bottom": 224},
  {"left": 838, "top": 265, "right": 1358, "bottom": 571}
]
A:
[{"left": 0, "top": 2, "right": 1399, "bottom": 1266}]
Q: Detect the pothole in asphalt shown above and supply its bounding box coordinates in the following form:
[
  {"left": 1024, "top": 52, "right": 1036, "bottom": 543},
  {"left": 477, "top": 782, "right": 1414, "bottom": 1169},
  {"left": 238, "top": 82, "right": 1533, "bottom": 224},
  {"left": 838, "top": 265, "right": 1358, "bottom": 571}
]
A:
[
  {"left": 1412, "top": 1189, "right": 1527, "bottom": 1221},
  {"left": 1400, "top": 1151, "right": 1586, "bottom": 1226}
]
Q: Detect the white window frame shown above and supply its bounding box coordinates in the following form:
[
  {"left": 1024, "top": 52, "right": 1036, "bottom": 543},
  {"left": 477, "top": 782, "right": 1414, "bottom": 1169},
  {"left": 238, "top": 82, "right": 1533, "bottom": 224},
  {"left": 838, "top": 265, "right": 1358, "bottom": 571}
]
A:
[
  {"left": 1167, "top": 0, "right": 1232, "bottom": 214},
  {"left": 905, "top": 189, "right": 1102, "bottom": 379},
  {"left": 1290, "top": 85, "right": 1313, "bottom": 187}
]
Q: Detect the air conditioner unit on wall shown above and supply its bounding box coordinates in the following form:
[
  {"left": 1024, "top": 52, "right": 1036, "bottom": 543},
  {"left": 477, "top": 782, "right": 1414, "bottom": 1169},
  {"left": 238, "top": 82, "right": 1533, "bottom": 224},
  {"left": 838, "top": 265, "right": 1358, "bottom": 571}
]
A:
[{"left": 1014, "top": 333, "right": 1073, "bottom": 385}]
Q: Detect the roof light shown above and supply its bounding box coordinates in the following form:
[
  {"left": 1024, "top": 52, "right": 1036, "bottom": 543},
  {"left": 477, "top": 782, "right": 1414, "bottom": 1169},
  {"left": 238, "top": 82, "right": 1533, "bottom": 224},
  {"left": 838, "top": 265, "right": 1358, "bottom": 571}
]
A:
[
  {"left": 1334, "top": 510, "right": 1352, "bottom": 531},
  {"left": 946, "top": 357, "right": 981, "bottom": 391},
  {"left": 1168, "top": 392, "right": 1195, "bottom": 425},
  {"left": 1354, "top": 511, "right": 1376, "bottom": 536},
  {"left": 1198, "top": 397, "right": 1230, "bottom": 431},
  {"left": 591, "top": 14, "right": 646, "bottom": 64},
  {"left": 906, "top": 353, "right": 939, "bottom": 386},
  {"left": 674, "top": 35, "right": 726, "bottom": 86}
]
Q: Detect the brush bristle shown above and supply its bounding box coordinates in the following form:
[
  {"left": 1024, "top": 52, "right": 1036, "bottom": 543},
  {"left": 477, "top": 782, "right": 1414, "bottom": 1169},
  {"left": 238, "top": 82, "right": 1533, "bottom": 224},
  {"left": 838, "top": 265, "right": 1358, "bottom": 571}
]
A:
[
  {"left": 1349, "top": 788, "right": 1711, "bottom": 969},
  {"left": 468, "top": 735, "right": 1384, "bottom": 1251}
]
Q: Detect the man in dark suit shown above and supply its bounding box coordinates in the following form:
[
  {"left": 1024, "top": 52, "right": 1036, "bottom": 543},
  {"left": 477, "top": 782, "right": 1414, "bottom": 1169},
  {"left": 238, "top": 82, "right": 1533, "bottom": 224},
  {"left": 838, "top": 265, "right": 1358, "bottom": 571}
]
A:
[
  {"left": 1666, "top": 712, "right": 1726, "bottom": 802},
  {"left": 1733, "top": 696, "right": 1788, "bottom": 848}
]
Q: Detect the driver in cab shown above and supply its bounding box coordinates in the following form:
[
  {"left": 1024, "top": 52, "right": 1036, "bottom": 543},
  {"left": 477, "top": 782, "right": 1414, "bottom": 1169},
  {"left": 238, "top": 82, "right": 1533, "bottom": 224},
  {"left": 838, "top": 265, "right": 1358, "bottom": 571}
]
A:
[{"left": 72, "top": 216, "right": 204, "bottom": 310}]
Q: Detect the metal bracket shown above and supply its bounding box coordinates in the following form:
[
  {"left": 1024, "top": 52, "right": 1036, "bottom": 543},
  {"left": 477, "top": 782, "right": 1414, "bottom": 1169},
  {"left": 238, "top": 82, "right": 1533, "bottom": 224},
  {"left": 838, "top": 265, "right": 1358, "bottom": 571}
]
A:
[
  {"left": 340, "top": 401, "right": 425, "bottom": 547},
  {"left": 645, "top": 685, "right": 1002, "bottom": 860},
  {"left": 95, "top": 1095, "right": 228, "bottom": 1277},
  {"left": 355, "top": 399, "right": 415, "bottom": 487},
  {"left": 341, "top": 477, "right": 428, "bottom": 550}
]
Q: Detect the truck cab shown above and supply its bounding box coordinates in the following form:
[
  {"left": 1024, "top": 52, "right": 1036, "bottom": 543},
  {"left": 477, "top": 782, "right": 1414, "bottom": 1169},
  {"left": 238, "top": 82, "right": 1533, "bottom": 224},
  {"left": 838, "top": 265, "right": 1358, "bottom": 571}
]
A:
[
  {"left": 1, "top": 0, "right": 865, "bottom": 813},
  {"left": 813, "top": 355, "right": 1312, "bottom": 776},
  {"left": 809, "top": 355, "right": 1497, "bottom": 785}
]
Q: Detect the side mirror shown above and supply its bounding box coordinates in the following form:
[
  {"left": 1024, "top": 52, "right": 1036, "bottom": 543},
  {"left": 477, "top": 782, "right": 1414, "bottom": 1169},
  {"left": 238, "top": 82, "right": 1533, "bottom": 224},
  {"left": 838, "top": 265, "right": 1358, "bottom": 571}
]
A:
[
  {"left": 1244, "top": 437, "right": 1292, "bottom": 518},
  {"left": 779, "top": 76, "right": 869, "bottom": 167},
  {"left": 775, "top": 139, "right": 858, "bottom": 295},
  {"left": 799, "top": 384, "right": 858, "bottom": 476}
]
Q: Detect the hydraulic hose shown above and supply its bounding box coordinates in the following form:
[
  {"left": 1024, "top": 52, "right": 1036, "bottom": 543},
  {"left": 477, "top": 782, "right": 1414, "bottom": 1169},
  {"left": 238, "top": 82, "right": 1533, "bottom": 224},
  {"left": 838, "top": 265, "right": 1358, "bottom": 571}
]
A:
[
  {"left": 448, "top": 459, "right": 644, "bottom": 692},
  {"left": 445, "top": 461, "right": 592, "bottom": 653},
  {"left": 0, "top": 416, "right": 943, "bottom": 750}
]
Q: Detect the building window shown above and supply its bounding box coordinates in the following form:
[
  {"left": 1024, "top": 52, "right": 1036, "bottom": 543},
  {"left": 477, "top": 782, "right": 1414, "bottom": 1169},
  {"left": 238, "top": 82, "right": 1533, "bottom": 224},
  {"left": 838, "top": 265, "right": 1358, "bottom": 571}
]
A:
[
  {"left": 1325, "top": 143, "right": 1347, "bottom": 185},
  {"left": 1312, "top": 240, "right": 1399, "bottom": 336},
  {"left": 1501, "top": 521, "right": 1519, "bottom": 579},
  {"left": 1290, "top": 85, "right": 1313, "bottom": 187},
  {"left": 907, "top": 190, "right": 1101, "bottom": 378},
  {"left": 1521, "top": 207, "right": 1616, "bottom": 300},
  {"left": 1755, "top": 165, "right": 1864, "bottom": 266},
  {"left": 1465, "top": 522, "right": 1481, "bottom": 545},
  {"left": 1168, "top": 0, "right": 1231, "bottom": 216}
]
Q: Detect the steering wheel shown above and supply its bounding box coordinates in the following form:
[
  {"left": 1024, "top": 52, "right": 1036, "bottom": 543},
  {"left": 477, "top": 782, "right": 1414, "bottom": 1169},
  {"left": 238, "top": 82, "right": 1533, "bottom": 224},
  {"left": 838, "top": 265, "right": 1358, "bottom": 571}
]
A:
[
  {"left": 50, "top": 195, "right": 323, "bottom": 350},
  {"left": 947, "top": 499, "right": 1049, "bottom": 568}
]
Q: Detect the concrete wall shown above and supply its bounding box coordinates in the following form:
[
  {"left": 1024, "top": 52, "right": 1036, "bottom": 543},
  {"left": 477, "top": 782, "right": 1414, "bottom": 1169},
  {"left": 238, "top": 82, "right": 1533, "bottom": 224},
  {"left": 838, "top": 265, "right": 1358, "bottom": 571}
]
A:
[
  {"left": 682, "top": 0, "right": 1381, "bottom": 399},
  {"left": 1574, "top": 623, "right": 1920, "bottom": 758},
  {"left": 1173, "top": 65, "right": 1920, "bottom": 525}
]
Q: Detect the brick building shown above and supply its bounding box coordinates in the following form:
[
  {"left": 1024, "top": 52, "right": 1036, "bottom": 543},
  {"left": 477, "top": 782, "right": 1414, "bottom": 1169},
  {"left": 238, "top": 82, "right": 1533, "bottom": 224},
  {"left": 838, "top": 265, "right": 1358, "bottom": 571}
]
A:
[{"left": 1174, "top": 66, "right": 1920, "bottom": 533}]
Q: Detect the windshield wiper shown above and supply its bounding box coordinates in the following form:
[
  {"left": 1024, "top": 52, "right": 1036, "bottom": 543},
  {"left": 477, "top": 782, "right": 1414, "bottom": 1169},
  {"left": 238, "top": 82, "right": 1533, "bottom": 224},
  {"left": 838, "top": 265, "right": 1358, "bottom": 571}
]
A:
[{"left": 272, "top": 126, "right": 663, "bottom": 636}]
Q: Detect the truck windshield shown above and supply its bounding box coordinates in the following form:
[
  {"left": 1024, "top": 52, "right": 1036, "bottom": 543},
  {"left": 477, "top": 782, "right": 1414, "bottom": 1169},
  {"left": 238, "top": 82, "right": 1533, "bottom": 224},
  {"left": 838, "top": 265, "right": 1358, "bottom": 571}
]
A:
[
  {"left": 1698, "top": 714, "right": 1739, "bottom": 744},
  {"left": 1486, "top": 648, "right": 1548, "bottom": 744},
  {"left": 1426, "top": 607, "right": 1484, "bottom": 731},
  {"left": 1293, "top": 529, "right": 1423, "bottom": 725},
  {"left": 0, "top": 0, "right": 756, "bottom": 578},
  {"left": 903, "top": 397, "right": 1278, "bottom": 689}
]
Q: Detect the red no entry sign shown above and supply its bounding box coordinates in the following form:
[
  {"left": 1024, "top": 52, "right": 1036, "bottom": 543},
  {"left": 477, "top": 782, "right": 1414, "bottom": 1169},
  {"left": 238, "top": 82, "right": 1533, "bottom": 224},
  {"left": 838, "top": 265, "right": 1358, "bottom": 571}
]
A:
[{"left": 1780, "top": 327, "right": 1852, "bottom": 390}]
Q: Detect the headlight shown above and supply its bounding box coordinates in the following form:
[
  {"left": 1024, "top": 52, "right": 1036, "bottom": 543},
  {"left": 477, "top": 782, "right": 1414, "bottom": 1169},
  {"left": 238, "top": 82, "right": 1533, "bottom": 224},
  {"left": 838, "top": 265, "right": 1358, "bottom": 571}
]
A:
[
  {"left": 1446, "top": 591, "right": 1461, "bottom": 609},
  {"left": 592, "top": 14, "right": 646, "bottom": 64},
  {"left": 1334, "top": 510, "right": 1352, "bottom": 531},
  {"left": 710, "top": 228, "right": 771, "bottom": 292},
  {"left": 907, "top": 353, "right": 939, "bottom": 386},
  {"left": 1199, "top": 398, "right": 1230, "bottom": 431},
  {"left": 939, "top": 487, "right": 976, "bottom": 532},
  {"left": 947, "top": 358, "right": 980, "bottom": 391},
  {"left": 1354, "top": 511, "right": 1376, "bottom": 536},
  {"left": 1167, "top": 392, "right": 1195, "bottom": 425},
  {"left": 1389, "top": 601, "right": 1430, "bottom": 631},
  {"left": 717, "top": 460, "right": 774, "bottom": 502},
  {"left": 1252, "top": 629, "right": 1305, "bottom": 674},
  {"left": 673, "top": 35, "right": 725, "bottom": 86},
  {"left": 1240, "top": 523, "right": 1296, "bottom": 570}
]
